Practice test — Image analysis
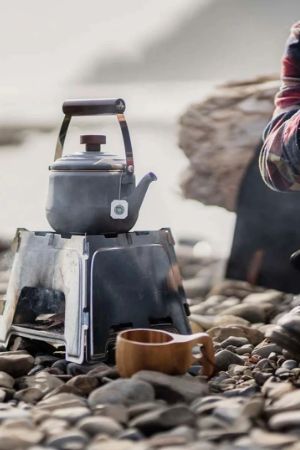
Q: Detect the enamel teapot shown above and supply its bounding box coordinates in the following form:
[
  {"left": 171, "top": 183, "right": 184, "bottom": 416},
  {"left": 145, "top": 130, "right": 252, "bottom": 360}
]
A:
[{"left": 46, "top": 98, "right": 157, "bottom": 234}]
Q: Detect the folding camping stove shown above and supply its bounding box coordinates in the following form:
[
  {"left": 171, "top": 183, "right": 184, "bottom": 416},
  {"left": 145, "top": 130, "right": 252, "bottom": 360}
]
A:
[{"left": 0, "top": 228, "right": 191, "bottom": 363}]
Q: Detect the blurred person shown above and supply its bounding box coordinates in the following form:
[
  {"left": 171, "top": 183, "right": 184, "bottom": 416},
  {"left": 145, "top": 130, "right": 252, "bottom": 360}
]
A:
[
  {"left": 260, "top": 21, "right": 300, "bottom": 190},
  {"left": 258, "top": 21, "right": 300, "bottom": 354},
  {"left": 227, "top": 21, "right": 300, "bottom": 293}
]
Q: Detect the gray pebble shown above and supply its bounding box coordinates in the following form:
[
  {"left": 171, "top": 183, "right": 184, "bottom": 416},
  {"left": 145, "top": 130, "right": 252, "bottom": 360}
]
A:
[
  {"left": 236, "top": 344, "right": 253, "bottom": 355},
  {"left": 254, "top": 372, "right": 272, "bottom": 386},
  {"left": 215, "top": 350, "right": 245, "bottom": 371},
  {"left": 269, "top": 411, "right": 300, "bottom": 430},
  {"left": 0, "top": 352, "right": 34, "bottom": 377},
  {"left": 132, "top": 371, "right": 208, "bottom": 403},
  {"left": 219, "top": 304, "right": 268, "bottom": 323},
  {"left": 118, "top": 428, "right": 144, "bottom": 441},
  {"left": 255, "top": 358, "right": 274, "bottom": 370},
  {"left": 52, "top": 406, "right": 90, "bottom": 423},
  {"left": 46, "top": 430, "right": 88, "bottom": 450},
  {"left": 252, "top": 344, "right": 282, "bottom": 358},
  {"left": 220, "top": 336, "right": 249, "bottom": 348},
  {"left": 78, "top": 416, "right": 123, "bottom": 436},
  {"left": 275, "top": 367, "right": 290, "bottom": 379},
  {"left": 281, "top": 359, "right": 297, "bottom": 370},
  {"left": 88, "top": 379, "right": 155, "bottom": 407},
  {"left": 0, "top": 372, "right": 14, "bottom": 389},
  {"left": 130, "top": 405, "right": 195, "bottom": 435}
]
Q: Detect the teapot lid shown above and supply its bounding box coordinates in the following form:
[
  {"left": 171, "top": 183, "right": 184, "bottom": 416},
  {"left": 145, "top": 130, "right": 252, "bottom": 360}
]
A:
[{"left": 49, "top": 135, "right": 126, "bottom": 171}]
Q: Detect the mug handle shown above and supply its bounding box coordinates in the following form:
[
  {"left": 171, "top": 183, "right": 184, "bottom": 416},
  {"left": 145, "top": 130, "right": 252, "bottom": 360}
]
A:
[{"left": 191, "top": 333, "right": 215, "bottom": 377}]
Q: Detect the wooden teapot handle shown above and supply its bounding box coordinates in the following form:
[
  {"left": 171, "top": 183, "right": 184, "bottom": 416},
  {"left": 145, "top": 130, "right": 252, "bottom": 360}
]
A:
[
  {"left": 62, "top": 98, "right": 125, "bottom": 116},
  {"left": 53, "top": 98, "right": 134, "bottom": 173},
  {"left": 191, "top": 333, "right": 215, "bottom": 377}
]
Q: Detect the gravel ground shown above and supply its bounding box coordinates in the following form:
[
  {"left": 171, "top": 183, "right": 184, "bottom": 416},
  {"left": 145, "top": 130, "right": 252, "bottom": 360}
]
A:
[{"left": 0, "top": 244, "right": 299, "bottom": 449}]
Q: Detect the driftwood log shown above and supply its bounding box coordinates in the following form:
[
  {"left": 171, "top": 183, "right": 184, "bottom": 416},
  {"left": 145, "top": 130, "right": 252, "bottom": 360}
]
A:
[{"left": 178, "top": 76, "right": 279, "bottom": 212}]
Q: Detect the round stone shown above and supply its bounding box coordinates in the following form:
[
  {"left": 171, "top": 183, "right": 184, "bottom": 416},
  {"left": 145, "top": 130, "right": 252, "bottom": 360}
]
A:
[
  {"left": 46, "top": 430, "right": 88, "bottom": 449},
  {"left": 52, "top": 406, "right": 91, "bottom": 423},
  {"left": 88, "top": 379, "right": 155, "bottom": 407},
  {"left": 270, "top": 411, "right": 300, "bottom": 430},
  {"left": 215, "top": 350, "right": 245, "bottom": 371},
  {"left": 78, "top": 416, "right": 123, "bottom": 436},
  {"left": 0, "top": 372, "right": 14, "bottom": 389},
  {"left": 0, "top": 352, "right": 34, "bottom": 377}
]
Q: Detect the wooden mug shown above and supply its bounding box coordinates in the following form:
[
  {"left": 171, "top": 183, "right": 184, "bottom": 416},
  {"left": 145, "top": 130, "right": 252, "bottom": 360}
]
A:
[{"left": 116, "top": 328, "right": 215, "bottom": 378}]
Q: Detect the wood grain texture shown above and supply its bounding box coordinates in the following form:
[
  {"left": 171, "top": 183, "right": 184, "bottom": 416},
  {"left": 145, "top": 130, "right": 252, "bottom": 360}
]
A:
[{"left": 116, "top": 328, "right": 215, "bottom": 378}]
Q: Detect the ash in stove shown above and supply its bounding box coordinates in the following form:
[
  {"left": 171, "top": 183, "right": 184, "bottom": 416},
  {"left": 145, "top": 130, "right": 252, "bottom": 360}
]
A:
[{"left": 14, "top": 287, "right": 65, "bottom": 334}]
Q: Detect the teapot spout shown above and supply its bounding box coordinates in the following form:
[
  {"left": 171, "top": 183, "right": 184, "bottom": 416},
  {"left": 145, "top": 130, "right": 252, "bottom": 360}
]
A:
[{"left": 129, "top": 172, "right": 157, "bottom": 212}]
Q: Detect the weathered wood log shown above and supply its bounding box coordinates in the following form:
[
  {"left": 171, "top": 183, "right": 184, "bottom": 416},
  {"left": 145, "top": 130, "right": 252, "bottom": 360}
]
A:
[{"left": 178, "top": 76, "right": 279, "bottom": 212}]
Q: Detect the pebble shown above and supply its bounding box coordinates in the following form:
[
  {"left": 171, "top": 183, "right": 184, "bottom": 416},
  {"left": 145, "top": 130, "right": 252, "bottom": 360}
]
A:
[
  {"left": 37, "top": 393, "right": 87, "bottom": 410},
  {"left": 66, "top": 375, "right": 99, "bottom": 396},
  {"left": 24, "top": 371, "right": 64, "bottom": 395},
  {"left": 93, "top": 404, "right": 128, "bottom": 424},
  {"left": 132, "top": 371, "right": 208, "bottom": 403},
  {"left": 275, "top": 367, "right": 290, "bottom": 379},
  {"left": 0, "top": 426, "right": 43, "bottom": 449},
  {"left": 0, "top": 372, "right": 14, "bottom": 389},
  {"left": 255, "top": 358, "right": 274, "bottom": 370},
  {"left": 243, "top": 290, "right": 283, "bottom": 305},
  {"left": 14, "top": 387, "right": 44, "bottom": 404},
  {"left": 118, "top": 427, "right": 144, "bottom": 441},
  {"left": 266, "top": 390, "right": 300, "bottom": 414},
  {"left": 51, "top": 406, "right": 90, "bottom": 423},
  {"left": 88, "top": 379, "right": 155, "bottom": 407},
  {"left": 219, "top": 304, "right": 269, "bottom": 323},
  {"left": 52, "top": 360, "right": 68, "bottom": 373},
  {"left": 213, "top": 399, "right": 244, "bottom": 424},
  {"left": 39, "top": 417, "right": 69, "bottom": 436},
  {"left": 251, "top": 428, "right": 298, "bottom": 447},
  {"left": 191, "top": 395, "right": 224, "bottom": 414},
  {"left": 78, "top": 416, "right": 123, "bottom": 436},
  {"left": 147, "top": 425, "right": 195, "bottom": 447},
  {"left": 252, "top": 343, "right": 282, "bottom": 358},
  {"left": 215, "top": 350, "right": 245, "bottom": 371},
  {"left": 209, "top": 280, "right": 262, "bottom": 299},
  {"left": 46, "top": 429, "right": 89, "bottom": 449},
  {"left": 261, "top": 379, "right": 295, "bottom": 399},
  {"left": 213, "top": 315, "right": 250, "bottom": 327},
  {"left": 0, "top": 390, "right": 6, "bottom": 402},
  {"left": 189, "top": 314, "right": 215, "bottom": 330},
  {"left": 128, "top": 401, "right": 165, "bottom": 419},
  {"left": 242, "top": 397, "right": 264, "bottom": 419},
  {"left": 254, "top": 372, "right": 272, "bottom": 386},
  {"left": 0, "top": 351, "right": 34, "bottom": 377},
  {"left": 220, "top": 336, "right": 249, "bottom": 348},
  {"left": 87, "top": 439, "right": 147, "bottom": 450},
  {"left": 269, "top": 411, "right": 300, "bottom": 430},
  {"left": 0, "top": 408, "right": 30, "bottom": 421},
  {"left": 235, "top": 344, "right": 253, "bottom": 355},
  {"left": 228, "top": 364, "right": 248, "bottom": 376},
  {"left": 130, "top": 405, "right": 196, "bottom": 435},
  {"left": 222, "top": 385, "right": 258, "bottom": 398},
  {"left": 278, "top": 307, "right": 300, "bottom": 335},
  {"left": 207, "top": 326, "right": 264, "bottom": 345},
  {"left": 281, "top": 359, "right": 297, "bottom": 370}
]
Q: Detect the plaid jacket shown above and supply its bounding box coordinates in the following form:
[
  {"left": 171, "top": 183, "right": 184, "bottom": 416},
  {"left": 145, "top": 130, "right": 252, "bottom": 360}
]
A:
[{"left": 260, "top": 22, "right": 300, "bottom": 191}]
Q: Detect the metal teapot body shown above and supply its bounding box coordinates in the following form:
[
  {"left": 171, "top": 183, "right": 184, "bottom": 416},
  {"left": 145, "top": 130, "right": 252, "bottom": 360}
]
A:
[{"left": 46, "top": 99, "right": 156, "bottom": 235}]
